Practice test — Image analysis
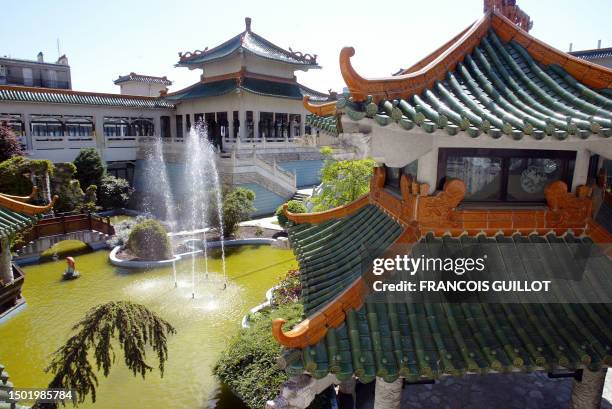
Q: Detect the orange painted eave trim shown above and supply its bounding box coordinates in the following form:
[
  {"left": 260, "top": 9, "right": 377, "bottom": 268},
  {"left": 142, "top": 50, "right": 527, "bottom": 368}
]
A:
[
  {"left": 339, "top": 13, "right": 492, "bottom": 101},
  {"left": 283, "top": 194, "right": 370, "bottom": 225},
  {"left": 0, "top": 193, "right": 57, "bottom": 216},
  {"left": 0, "top": 187, "right": 38, "bottom": 203},
  {"left": 303, "top": 96, "right": 336, "bottom": 116}
]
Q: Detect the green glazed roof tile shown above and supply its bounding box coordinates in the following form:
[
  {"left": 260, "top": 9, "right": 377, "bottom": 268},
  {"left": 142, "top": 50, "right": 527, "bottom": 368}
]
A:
[
  {"left": 342, "top": 29, "right": 612, "bottom": 140},
  {"left": 285, "top": 228, "right": 612, "bottom": 380}
]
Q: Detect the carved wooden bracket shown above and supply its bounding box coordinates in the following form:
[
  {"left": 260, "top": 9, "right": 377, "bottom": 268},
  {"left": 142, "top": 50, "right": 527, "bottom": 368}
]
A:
[{"left": 544, "top": 181, "right": 593, "bottom": 227}]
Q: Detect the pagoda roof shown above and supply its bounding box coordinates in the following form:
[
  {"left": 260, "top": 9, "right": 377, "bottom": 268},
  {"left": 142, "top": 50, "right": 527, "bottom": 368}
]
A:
[
  {"left": 177, "top": 18, "right": 319, "bottom": 69},
  {"left": 165, "top": 71, "right": 331, "bottom": 102},
  {"left": 272, "top": 170, "right": 612, "bottom": 381},
  {"left": 0, "top": 85, "right": 174, "bottom": 109},
  {"left": 0, "top": 188, "right": 56, "bottom": 239},
  {"left": 114, "top": 73, "right": 172, "bottom": 86},
  {"left": 570, "top": 47, "right": 612, "bottom": 61},
  {"left": 333, "top": 9, "right": 612, "bottom": 141}
]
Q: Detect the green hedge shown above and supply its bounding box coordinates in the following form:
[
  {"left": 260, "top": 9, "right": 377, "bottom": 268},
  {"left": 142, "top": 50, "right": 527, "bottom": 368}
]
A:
[
  {"left": 214, "top": 303, "right": 303, "bottom": 408},
  {"left": 127, "top": 219, "right": 172, "bottom": 260}
]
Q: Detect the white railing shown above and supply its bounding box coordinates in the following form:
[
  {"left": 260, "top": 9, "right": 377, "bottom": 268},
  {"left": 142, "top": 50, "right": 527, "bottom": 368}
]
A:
[
  {"left": 226, "top": 150, "right": 296, "bottom": 193},
  {"left": 32, "top": 135, "right": 95, "bottom": 150}
]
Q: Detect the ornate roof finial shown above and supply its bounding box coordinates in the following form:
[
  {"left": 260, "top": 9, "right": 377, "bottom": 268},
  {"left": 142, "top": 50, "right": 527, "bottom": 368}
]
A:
[
  {"left": 245, "top": 17, "right": 252, "bottom": 32},
  {"left": 484, "top": 0, "right": 533, "bottom": 31}
]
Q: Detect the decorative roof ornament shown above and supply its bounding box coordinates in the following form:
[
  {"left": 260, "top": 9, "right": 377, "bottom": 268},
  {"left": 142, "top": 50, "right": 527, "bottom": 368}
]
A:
[
  {"left": 484, "top": 0, "right": 533, "bottom": 31},
  {"left": 288, "top": 47, "right": 318, "bottom": 65}
]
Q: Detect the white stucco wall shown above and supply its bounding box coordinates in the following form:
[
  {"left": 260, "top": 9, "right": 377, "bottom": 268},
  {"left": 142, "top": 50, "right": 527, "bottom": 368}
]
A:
[
  {"left": 0, "top": 100, "right": 173, "bottom": 163},
  {"left": 341, "top": 117, "right": 612, "bottom": 193},
  {"left": 119, "top": 82, "right": 167, "bottom": 97}
]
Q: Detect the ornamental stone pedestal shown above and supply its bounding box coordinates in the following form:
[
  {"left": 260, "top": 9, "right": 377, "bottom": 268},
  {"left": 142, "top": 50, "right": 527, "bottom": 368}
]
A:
[
  {"left": 570, "top": 369, "right": 607, "bottom": 409},
  {"left": 0, "top": 238, "right": 13, "bottom": 284},
  {"left": 374, "top": 377, "right": 402, "bottom": 409},
  {"left": 266, "top": 374, "right": 338, "bottom": 409}
]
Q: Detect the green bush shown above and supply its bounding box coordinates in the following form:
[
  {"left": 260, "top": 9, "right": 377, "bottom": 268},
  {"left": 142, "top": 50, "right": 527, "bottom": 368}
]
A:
[
  {"left": 98, "top": 175, "right": 133, "bottom": 209},
  {"left": 51, "top": 163, "right": 84, "bottom": 212},
  {"left": 214, "top": 302, "right": 304, "bottom": 408},
  {"left": 221, "top": 187, "right": 255, "bottom": 237},
  {"left": 275, "top": 200, "right": 307, "bottom": 228},
  {"left": 0, "top": 156, "right": 32, "bottom": 195},
  {"left": 127, "top": 219, "right": 172, "bottom": 260},
  {"left": 73, "top": 148, "right": 105, "bottom": 190}
]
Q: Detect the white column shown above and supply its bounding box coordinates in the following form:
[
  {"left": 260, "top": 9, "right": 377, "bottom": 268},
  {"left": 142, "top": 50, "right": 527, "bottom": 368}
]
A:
[
  {"left": 94, "top": 115, "right": 106, "bottom": 160},
  {"left": 571, "top": 148, "right": 591, "bottom": 192},
  {"left": 22, "top": 112, "right": 32, "bottom": 151},
  {"left": 255, "top": 111, "right": 260, "bottom": 141},
  {"left": 416, "top": 148, "right": 438, "bottom": 192},
  {"left": 374, "top": 377, "right": 402, "bottom": 409},
  {"left": 239, "top": 110, "right": 247, "bottom": 141}
]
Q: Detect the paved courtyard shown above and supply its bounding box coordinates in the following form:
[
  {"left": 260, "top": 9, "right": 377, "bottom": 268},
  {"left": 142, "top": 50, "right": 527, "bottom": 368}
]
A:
[{"left": 353, "top": 371, "right": 611, "bottom": 409}]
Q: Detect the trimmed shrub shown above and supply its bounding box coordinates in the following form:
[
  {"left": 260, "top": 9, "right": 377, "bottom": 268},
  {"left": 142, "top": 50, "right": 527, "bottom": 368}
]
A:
[
  {"left": 275, "top": 200, "right": 307, "bottom": 228},
  {"left": 98, "top": 175, "right": 133, "bottom": 210},
  {"left": 221, "top": 187, "right": 255, "bottom": 237},
  {"left": 0, "top": 156, "right": 32, "bottom": 195},
  {"left": 73, "top": 148, "right": 105, "bottom": 190},
  {"left": 127, "top": 219, "right": 172, "bottom": 260}
]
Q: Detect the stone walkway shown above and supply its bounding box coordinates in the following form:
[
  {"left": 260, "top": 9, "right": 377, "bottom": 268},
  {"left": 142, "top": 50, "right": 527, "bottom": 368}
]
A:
[{"left": 353, "top": 371, "right": 612, "bottom": 409}]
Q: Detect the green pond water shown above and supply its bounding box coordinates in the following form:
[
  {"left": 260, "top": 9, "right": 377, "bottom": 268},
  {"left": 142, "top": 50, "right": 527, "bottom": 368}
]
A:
[{"left": 0, "top": 246, "right": 297, "bottom": 409}]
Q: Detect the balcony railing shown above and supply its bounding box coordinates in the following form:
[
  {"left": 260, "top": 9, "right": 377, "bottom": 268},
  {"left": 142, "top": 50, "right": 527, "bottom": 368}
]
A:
[{"left": 0, "top": 75, "right": 70, "bottom": 89}]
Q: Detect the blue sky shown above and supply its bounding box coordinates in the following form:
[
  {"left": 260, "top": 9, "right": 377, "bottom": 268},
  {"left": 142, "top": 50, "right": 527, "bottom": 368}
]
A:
[{"left": 1, "top": 0, "right": 609, "bottom": 95}]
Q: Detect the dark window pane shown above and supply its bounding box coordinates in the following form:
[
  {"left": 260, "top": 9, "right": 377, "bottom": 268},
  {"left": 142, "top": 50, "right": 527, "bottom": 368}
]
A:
[
  {"left": 446, "top": 156, "right": 502, "bottom": 201},
  {"left": 507, "top": 158, "right": 563, "bottom": 201}
]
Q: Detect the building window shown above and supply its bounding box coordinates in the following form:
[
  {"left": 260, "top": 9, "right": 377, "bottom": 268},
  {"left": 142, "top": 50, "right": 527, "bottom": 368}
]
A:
[
  {"left": 130, "top": 118, "right": 154, "bottom": 136},
  {"left": 246, "top": 111, "right": 254, "bottom": 140},
  {"left": 232, "top": 111, "right": 239, "bottom": 139},
  {"left": 160, "top": 116, "right": 171, "bottom": 138},
  {"left": 217, "top": 112, "right": 228, "bottom": 141},
  {"left": 65, "top": 116, "right": 94, "bottom": 137},
  {"left": 384, "top": 160, "right": 418, "bottom": 194},
  {"left": 22, "top": 68, "right": 33, "bottom": 86},
  {"left": 194, "top": 113, "right": 204, "bottom": 126},
  {"left": 185, "top": 114, "right": 191, "bottom": 133},
  {"left": 103, "top": 117, "right": 130, "bottom": 138},
  {"left": 0, "top": 113, "right": 24, "bottom": 136},
  {"left": 107, "top": 161, "right": 135, "bottom": 185},
  {"left": 30, "top": 115, "right": 63, "bottom": 136},
  {"left": 274, "top": 113, "right": 288, "bottom": 140},
  {"left": 47, "top": 70, "right": 58, "bottom": 88},
  {"left": 259, "top": 112, "right": 273, "bottom": 139},
  {"left": 289, "top": 114, "right": 301, "bottom": 138},
  {"left": 175, "top": 115, "right": 183, "bottom": 139},
  {"left": 437, "top": 148, "right": 576, "bottom": 203}
]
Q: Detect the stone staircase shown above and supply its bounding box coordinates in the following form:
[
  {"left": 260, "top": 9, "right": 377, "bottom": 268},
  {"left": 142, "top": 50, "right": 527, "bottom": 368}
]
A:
[
  {"left": 0, "top": 364, "right": 29, "bottom": 409},
  {"left": 290, "top": 191, "right": 310, "bottom": 203}
]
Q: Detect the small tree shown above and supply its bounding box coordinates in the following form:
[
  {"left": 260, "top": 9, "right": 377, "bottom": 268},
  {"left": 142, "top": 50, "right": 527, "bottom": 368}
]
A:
[
  {"left": 35, "top": 301, "right": 176, "bottom": 409},
  {"left": 221, "top": 187, "right": 255, "bottom": 237},
  {"left": 98, "top": 175, "right": 133, "bottom": 209},
  {"left": 0, "top": 124, "right": 24, "bottom": 163},
  {"left": 73, "top": 148, "right": 105, "bottom": 190},
  {"left": 127, "top": 219, "right": 172, "bottom": 260},
  {"left": 0, "top": 156, "right": 33, "bottom": 195},
  {"left": 276, "top": 200, "right": 307, "bottom": 228},
  {"left": 310, "top": 148, "right": 375, "bottom": 211},
  {"left": 51, "top": 163, "right": 84, "bottom": 213}
]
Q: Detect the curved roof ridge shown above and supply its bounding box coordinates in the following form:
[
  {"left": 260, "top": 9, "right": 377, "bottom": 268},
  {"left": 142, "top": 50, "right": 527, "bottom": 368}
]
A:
[
  {"left": 0, "top": 191, "right": 57, "bottom": 216},
  {"left": 341, "top": 10, "right": 612, "bottom": 103},
  {"left": 340, "top": 13, "right": 492, "bottom": 102},
  {"left": 302, "top": 96, "right": 337, "bottom": 116}
]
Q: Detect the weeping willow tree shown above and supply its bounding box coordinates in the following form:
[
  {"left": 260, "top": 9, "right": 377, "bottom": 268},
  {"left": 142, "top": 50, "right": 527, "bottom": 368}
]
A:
[{"left": 34, "top": 301, "right": 176, "bottom": 409}]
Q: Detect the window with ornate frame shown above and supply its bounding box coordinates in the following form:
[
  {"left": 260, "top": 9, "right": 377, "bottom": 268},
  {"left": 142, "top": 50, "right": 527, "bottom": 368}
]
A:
[{"left": 437, "top": 148, "right": 576, "bottom": 204}]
